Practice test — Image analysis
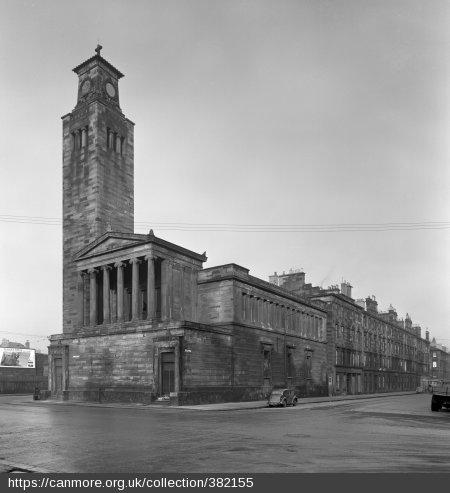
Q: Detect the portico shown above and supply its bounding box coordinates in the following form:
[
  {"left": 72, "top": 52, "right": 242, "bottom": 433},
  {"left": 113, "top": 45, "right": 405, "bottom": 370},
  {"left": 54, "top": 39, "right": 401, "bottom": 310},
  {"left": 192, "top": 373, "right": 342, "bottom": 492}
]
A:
[{"left": 73, "top": 230, "right": 206, "bottom": 328}]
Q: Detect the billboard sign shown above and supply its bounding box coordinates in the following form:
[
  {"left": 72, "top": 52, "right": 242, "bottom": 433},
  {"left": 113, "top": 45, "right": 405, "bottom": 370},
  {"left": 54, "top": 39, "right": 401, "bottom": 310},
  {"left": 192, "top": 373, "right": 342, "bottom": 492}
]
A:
[{"left": 0, "top": 348, "right": 35, "bottom": 368}]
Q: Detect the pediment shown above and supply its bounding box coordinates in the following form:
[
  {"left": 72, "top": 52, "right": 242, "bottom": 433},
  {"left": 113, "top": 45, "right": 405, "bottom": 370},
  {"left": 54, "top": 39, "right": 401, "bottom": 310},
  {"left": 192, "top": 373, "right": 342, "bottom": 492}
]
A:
[
  {"left": 87, "top": 237, "right": 140, "bottom": 256},
  {"left": 75, "top": 233, "right": 147, "bottom": 260}
]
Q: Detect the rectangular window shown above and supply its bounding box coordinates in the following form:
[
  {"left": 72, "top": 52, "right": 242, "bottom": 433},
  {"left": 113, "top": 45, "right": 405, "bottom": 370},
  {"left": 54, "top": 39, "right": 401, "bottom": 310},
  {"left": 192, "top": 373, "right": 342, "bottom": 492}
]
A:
[
  {"left": 305, "top": 352, "right": 312, "bottom": 378},
  {"left": 287, "top": 350, "right": 293, "bottom": 378},
  {"left": 432, "top": 361, "right": 437, "bottom": 368},
  {"left": 263, "top": 349, "right": 271, "bottom": 379}
]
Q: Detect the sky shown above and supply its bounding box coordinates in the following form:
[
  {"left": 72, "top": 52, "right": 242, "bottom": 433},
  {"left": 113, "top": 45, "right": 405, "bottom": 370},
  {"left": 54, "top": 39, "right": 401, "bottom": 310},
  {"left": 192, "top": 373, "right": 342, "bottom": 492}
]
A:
[{"left": 0, "top": 0, "right": 449, "bottom": 352}]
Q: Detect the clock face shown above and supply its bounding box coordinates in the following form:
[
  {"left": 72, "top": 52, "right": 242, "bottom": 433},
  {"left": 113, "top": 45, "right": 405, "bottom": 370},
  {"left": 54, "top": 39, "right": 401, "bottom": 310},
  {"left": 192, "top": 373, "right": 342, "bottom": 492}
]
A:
[
  {"left": 105, "top": 82, "right": 116, "bottom": 98},
  {"left": 81, "top": 79, "right": 91, "bottom": 95}
]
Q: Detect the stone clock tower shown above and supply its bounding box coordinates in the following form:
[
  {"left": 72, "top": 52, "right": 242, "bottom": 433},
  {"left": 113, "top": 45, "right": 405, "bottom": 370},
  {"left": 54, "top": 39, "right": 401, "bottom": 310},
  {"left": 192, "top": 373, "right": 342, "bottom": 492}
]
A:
[{"left": 62, "top": 46, "right": 134, "bottom": 333}]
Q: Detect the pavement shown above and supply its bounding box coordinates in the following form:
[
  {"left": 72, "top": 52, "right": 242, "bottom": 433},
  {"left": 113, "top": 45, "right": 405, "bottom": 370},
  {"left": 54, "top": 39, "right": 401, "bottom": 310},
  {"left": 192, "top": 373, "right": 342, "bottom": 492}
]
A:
[
  {"left": 180, "top": 390, "right": 417, "bottom": 410},
  {"left": 9, "top": 390, "right": 417, "bottom": 411}
]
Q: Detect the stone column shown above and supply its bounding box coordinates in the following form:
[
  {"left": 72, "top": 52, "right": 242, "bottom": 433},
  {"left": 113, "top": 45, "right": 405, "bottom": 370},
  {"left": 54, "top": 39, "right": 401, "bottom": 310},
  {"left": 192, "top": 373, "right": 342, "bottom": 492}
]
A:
[
  {"left": 88, "top": 268, "right": 98, "bottom": 326},
  {"left": 102, "top": 265, "right": 111, "bottom": 324},
  {"left": 115, "top": 262, "right": 124, "bottom": 323},
  {"left": 77, "top": 271, "right": 85, "bottom": 328},
  {"left": 161, "top": 258, "right": 172, "bottom": 321},
  {"left": 161, "top": 259, "right": 167, "bottom": 320},
  {"left": 180, "top": 266, "right": 185, "bottom": 320},
  {"left": 146, "top": 254, "right": 155, "bottom": 320},
  {"left": 130, "top": 258, "right": 140, "bottom": 321},
  {"left": 168, "top": 260, "right": 174, "bottom": 320},
  {"left": 190, "top": 268, "right": 197, "bottom": 322},
  {"left": 83, "top": 273, "right": 90, "bottom": 326}
]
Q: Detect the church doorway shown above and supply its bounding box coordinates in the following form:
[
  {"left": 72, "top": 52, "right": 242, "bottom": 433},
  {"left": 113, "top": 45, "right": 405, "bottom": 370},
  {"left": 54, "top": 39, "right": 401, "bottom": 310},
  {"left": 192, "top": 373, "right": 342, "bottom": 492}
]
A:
[
  {"left": 54, "top": 357, "right": 63, "bottom": 396},
  {"left": 161, "top": 352, "right": 175, "bottom": 396}
]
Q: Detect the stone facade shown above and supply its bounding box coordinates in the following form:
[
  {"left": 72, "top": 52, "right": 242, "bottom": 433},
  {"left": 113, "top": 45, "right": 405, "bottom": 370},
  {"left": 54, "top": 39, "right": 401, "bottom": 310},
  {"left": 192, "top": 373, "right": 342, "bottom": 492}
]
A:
[
  {"left": 430, "top": 339, "right": 449, "bottom": 381},
  {"left": 269, "top": 270, "right": 431, "bottom": 394},
  {"left": 198, "top": 264, "right": 328, "bottom": 398}
]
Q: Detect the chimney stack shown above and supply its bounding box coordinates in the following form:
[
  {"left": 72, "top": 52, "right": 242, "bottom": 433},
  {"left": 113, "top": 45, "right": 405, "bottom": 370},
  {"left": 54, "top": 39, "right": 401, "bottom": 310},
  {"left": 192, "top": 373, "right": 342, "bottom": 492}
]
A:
[
  {"left": 340, "top": 281, "right": 352, "bottom": 298},
  {"left": 365, "top": 296, "right": 378, "bottom": 313}
]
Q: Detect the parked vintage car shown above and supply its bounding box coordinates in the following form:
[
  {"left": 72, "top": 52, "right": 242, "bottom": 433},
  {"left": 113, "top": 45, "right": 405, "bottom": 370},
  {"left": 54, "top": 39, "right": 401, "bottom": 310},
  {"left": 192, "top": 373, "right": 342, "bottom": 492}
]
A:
[
  {"left": 431, "top": 380, "right": 450, "bottom": 412},
  {"left": 267, "top": 388, "right": 298, "bottom": 407}
]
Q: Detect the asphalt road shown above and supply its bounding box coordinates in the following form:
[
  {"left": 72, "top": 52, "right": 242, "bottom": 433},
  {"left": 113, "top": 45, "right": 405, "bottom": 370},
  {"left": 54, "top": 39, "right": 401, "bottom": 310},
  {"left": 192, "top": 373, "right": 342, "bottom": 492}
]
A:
[{"left": 0, "top": 393, "right": 448, "bottom": 473}]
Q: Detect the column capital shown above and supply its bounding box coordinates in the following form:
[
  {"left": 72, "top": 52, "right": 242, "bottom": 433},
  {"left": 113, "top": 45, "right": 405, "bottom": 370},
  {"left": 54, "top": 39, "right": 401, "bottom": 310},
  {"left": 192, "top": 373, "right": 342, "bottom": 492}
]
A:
[
  {"left": 101, "top": 265, "right": 112, "bottom": 272},
  {"left": 145, "top": 253, "right": 155, "bottom": 261},
  {"left": 129, "top": 257, "right": 141, "bottom": 265},
  {"left": 80, "top": 270, "right": 89, "bottom": 279},
  {"left": 114, "top": 261, "right": 125, "bottom": 268},
  {"left": 88, "top": 268, "right": 98, "bottom": 275}
]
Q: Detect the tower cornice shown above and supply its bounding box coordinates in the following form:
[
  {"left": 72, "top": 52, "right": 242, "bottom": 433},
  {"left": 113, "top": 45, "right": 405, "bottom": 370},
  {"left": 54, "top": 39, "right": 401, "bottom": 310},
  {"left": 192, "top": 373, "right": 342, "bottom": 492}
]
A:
[{"left": 73, "top": 53, "right": 124, "bottom": 79}]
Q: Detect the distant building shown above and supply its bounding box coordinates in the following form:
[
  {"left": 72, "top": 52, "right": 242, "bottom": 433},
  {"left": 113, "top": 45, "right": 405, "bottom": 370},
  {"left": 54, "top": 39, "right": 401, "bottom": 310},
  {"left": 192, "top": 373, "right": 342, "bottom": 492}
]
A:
[
  {"left": 0, "top": 339, "right": 48, "bottom": 394},
  {"left": 1, "top": 338, "right": 30, "bottom": 349},
  {"left": 430, "top": 339, "right": 448, "bottom": 380}
]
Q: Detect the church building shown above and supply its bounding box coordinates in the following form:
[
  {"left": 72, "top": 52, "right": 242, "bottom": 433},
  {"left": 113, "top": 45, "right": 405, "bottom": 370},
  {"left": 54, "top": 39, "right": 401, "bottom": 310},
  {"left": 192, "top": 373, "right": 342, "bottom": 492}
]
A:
[{"left": 47, "top": 48, "right": 330, "bottom": 405}]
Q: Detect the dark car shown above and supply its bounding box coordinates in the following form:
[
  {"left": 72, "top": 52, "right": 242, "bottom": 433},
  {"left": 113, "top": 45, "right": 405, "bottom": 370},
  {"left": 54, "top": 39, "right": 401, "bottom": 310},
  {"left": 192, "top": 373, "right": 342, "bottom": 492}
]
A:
[{"left": 268, "top": 388, "right": 298, "bottom": 407}]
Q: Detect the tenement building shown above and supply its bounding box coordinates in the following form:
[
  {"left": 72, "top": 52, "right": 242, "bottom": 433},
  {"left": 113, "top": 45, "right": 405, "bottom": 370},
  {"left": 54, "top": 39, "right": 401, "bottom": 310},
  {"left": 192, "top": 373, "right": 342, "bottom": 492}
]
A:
[
  {"left": 269, "top": 270, "right": 431, "bottom": 394},
  {"left": 430, "top": 338, "right": 449, "bottom": 381},
  {"left": 48, "top": 48, "right": 329, "bottom": 404}
]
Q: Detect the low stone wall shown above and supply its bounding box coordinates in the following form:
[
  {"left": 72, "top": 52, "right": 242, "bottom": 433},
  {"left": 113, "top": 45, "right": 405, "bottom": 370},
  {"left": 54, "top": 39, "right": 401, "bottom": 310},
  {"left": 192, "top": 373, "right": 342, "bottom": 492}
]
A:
[
  {"left": 42, "top": 382, "right": 330, "bottom": 406},
  {"left": 62, "top": 387, "right": 155, "bottom": 404},
  {"left": 177, "top": 386, "right": 265, "bottom": 405},
  {"left": 295, "top": 383, "right": 328, "bottom": 398},
  {"left": 57, "top": 386, "right": 262, "bottom": 405}
]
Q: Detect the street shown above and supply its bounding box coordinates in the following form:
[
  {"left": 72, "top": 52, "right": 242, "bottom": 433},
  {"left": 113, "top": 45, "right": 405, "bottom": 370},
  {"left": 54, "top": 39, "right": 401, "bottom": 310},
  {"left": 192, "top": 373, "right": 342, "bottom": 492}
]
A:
[{"left": 0, "top": 394, "right": 448, "bottom": 473}]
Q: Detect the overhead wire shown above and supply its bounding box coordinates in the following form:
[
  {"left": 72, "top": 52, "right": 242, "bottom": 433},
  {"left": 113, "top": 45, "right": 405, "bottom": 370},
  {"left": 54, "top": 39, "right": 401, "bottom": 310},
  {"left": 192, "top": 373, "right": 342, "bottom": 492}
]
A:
[{"left": 1, "top": 214, "right": 450, "bottom": 232}]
